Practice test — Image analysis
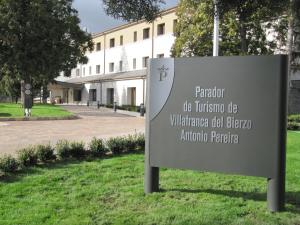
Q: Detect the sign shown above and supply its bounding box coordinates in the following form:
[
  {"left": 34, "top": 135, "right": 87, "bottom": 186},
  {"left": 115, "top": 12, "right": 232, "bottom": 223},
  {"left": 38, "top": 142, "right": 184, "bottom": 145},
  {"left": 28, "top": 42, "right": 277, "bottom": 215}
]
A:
[{"left": 145, "top": 56, "right": 288, "bottom": 212}]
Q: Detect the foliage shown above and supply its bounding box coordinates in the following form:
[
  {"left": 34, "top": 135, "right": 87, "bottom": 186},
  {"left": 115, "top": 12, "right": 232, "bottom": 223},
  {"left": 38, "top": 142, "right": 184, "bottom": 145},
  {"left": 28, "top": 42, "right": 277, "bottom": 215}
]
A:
[
  {"left": 172, "top": 0, "right": 288, "bottom": 57},
  {"left": 287, "top": 121, "right": 300, "bottom": 130},
  {"left": 288, "top": 114, "right": 300, "bottom": 123},
  {"left": 0, "top": 69, "right": 20, "bottom": 103},
  {"left": 35, "top": 144, "right": 55, "bottom": 162},
  {"left": 289, "top": 0, "right": 300, "bottom": 70},
  {"left": 106, "top": 137, "right": 125, "bottom": 154},
  {"left": 123, "top": 134, "right": 137, "bottom": 152},
  {"left": 287, "top": 114, "right": 300, "bottom": 130},
  {"left": 89, "top": 137, "right": 107, "bottom": 157},
  {"left": 17, "top": 147, "right": 38, "bottom": 167},
  {"left": 69, "top": 141, "right": 86, "bottom": 158},
  {"left": 0, "top": 155, "right": 19, "bottom": 173},
  {"left": 135, "top": 133, "right": 145, "bottom": 151},
  {"left": 103, "top": 0, "right": 165, "bottom": 22},
  {"left": 55, "top": 140, "right": 71, "bottom": 160},
  {"left": 0, "top": 0, "right": 93, "bottom": 86}
]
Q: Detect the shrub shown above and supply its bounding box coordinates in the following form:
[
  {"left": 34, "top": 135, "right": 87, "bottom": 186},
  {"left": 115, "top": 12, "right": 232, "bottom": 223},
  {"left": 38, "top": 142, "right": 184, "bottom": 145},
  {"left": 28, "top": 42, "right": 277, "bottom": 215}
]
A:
[
  {"left": 56, "top": 140, "right": 71, "bottom": 159},
  {"left": 135, "top": 133, "right": 145, "bottom": 151},
  {"left": 0, "top": 155, "right": 19, "bottom": 173},
  {"left": 287, "top": 121, "right": 300, "bottom": 130},
  {"left": 288, "top": 114, "right": 300, "bottom": 123},
  {"left": 123, "top": 134, "right": 137, "bottom": 152},
  {"left": 69, "top": 141, "right": 86, "bottom": 158},
  {"left": 106, "top": 137, "right": 125, "bottom": 155},
  {"left": 35, "top": 144, "right": 55, "bottom": 162},
  {"left": 89, "top": 137, "right": 107, "bottom": 157},
  {"left": 17, "top": 147, "right": 38, "bottom": 167}
]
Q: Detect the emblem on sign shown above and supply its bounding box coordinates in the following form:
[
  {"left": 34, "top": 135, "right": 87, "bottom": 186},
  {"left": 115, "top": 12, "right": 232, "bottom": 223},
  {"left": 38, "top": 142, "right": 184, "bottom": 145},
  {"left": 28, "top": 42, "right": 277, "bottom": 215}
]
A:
[{"left": 158, "top": 65, "right": 168, "bottom": 81}]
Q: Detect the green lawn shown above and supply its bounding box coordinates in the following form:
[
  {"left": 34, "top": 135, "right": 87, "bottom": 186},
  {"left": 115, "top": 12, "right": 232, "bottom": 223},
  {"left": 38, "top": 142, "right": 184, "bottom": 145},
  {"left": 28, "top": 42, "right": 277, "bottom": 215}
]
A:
[
  {"left": 0, "top": 132, "right": 299, "bottom": 225},
  {"left": 0, "top": 103, "right": 73, "bottom": 118}
]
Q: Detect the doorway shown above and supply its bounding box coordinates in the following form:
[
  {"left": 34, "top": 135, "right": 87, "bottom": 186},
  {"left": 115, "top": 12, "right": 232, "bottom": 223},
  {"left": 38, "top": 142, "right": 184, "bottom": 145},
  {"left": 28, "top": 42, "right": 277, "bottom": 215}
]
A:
[{"left": 107, "top": 88, "right": 114, "bottom": 105}]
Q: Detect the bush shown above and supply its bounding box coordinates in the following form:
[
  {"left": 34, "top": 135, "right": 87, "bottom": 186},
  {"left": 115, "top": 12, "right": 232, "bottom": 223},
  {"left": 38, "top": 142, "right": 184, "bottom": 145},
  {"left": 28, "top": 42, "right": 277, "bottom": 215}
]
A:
[
  {"left": 89, "top": 137, "right": 107, "bottom": 157},
  {"left": 0, "top": 155, "right": 19, "bottom": 173},
  {"left": 287, "top": 121, "right": 300, "bottom": 130},
  {"left": 135, "top": 133, "right": 145, "bottom": 151},
  {"left": 56, "top": 140, "right": 71, "bottom": 159},
  {"left": 106, "top": 137, "right": 125, "bottom": 155},
  {"left": 69, "top": 141, "right": 86, "bottom": 158},
  {"left": 288, "top": 114, "right": 300, "bottom": 123},
  {"left": 35, "top": 144, "right": 55, "bottom": 162},
  {"left": 17, "top": 147, "right": 38, "bottom": 167},
  {"left": 123, "top": 134, "right": 137, "bottom": 152}
]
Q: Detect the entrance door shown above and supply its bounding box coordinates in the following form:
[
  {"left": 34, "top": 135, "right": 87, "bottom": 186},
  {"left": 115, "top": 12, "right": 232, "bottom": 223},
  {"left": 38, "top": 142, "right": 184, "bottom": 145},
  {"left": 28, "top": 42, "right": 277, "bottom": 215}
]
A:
[
  {"left": 130, "top": 87, "right": 136, "bottom": 106},
  {"left": 107, "top": 88, "right": 114, "bottom": 105},
  {"left": 127, "top": 87, "right": 136, "bottom": 106}
]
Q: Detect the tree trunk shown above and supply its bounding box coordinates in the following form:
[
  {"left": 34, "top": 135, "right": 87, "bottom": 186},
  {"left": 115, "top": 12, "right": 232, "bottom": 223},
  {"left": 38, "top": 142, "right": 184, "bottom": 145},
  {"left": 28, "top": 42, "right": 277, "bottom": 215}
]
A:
[
  {"left": 20, "top": 80, "right": 25, "bottom": 107},
  {"left": 42, "top": 85, "right": 48, "bottom": 104},
  {"left": 239, "top": 22, "right": 247, "bottom": 54},
  {"left": 287, "top": 13, "right": 293, "bottom": 114}
]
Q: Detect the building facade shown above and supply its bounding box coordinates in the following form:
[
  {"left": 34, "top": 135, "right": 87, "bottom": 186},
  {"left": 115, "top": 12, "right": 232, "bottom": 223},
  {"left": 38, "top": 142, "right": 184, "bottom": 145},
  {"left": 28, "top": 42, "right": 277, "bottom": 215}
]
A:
[{"left": 49, "top": 7, "right": 177, "bottom": 106}]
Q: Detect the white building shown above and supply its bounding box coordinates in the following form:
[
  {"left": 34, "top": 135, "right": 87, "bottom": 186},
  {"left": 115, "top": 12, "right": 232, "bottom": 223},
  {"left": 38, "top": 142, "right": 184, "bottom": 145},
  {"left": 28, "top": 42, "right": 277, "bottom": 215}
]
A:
[{"left": 49, "top": 7, "right": 177, "bottom": 107}]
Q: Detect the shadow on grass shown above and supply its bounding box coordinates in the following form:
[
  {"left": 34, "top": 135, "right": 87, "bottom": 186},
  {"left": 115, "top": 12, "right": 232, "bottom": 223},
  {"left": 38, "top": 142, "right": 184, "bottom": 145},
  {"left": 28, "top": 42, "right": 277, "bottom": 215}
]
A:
[
  {"left": 166, "top": 188, "right": 300, "bottom": 213},
  {"left": 0, "top": 113, "right": 11, "bottom": 117}
]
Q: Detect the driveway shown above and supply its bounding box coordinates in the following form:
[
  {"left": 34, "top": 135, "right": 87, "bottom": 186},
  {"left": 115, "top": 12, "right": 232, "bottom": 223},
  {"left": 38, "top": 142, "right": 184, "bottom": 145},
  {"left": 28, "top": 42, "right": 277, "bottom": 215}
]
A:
[{"left": 0, "top": 105, "right": 145, "bottom": 155}]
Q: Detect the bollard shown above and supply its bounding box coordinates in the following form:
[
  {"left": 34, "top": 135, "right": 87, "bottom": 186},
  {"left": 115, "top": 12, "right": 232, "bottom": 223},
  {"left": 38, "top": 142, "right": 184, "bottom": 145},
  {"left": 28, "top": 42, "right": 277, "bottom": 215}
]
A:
[
  {"left": 113, "top": 102, "right": 117, "bottom": 112},
  {"left": 87, "top": 100, "right": 89, "bottom": 107},
  {"left": 97, "top": 101, "right": 100, "bottom": 109},
  {"left": 140, "top": 103, "right": 145, "bottom": 117}
]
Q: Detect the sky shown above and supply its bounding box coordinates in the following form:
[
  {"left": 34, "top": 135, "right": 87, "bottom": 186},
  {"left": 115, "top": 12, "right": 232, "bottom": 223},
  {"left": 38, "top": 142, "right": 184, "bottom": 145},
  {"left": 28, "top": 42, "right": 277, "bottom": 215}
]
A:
[{"left": 73, "top": 0, "right": 179, "bottom": 34}]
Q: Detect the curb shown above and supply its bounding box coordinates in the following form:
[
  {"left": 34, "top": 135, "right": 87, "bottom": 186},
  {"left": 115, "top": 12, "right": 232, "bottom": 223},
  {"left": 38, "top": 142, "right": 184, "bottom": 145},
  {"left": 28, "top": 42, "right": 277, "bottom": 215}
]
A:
[{"left": 0, "top": 115, "right": 80, "bottom": 121}]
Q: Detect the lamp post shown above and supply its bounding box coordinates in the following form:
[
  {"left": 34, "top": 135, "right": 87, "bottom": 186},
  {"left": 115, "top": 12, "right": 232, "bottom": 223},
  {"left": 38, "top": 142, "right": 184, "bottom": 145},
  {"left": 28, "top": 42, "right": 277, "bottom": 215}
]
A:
[{"left": 213, "top": 0, "right": 219, "bottom": 56}]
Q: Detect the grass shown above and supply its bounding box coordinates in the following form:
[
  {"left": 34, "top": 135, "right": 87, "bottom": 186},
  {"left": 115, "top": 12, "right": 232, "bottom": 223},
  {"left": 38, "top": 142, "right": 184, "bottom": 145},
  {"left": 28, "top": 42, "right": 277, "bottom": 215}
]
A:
[
  {"left": 0, "top": 103, "right": 73, "bottom": 118},
  {"left": 0, "top": 132, "right": 299, "bottom": 225}
]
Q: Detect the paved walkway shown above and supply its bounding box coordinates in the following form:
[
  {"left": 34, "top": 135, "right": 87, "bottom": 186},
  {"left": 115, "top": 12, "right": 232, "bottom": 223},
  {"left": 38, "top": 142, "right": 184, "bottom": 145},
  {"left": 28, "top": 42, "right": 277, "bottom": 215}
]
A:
[{"left": 0, "top": 106, "right": 145, "bottom": 155}]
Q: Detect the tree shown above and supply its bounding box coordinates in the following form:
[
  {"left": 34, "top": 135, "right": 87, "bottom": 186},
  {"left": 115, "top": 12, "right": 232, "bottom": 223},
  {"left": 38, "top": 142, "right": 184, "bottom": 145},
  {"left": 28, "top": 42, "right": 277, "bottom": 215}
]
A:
[
  {"left": 171, "top": 0, "right": 288, "bottom": 57},
  {"left": 0, "top": 0, "right": 93, "bottom": 105},
  {"left": 102, "top": 0, "right": 165, "bottom": 21},
  {"left": 0, "top": 68, "right": 21, "bottom": 103},
  {"left": 289, "top": 0, "right": 300, "bottom": 71}
]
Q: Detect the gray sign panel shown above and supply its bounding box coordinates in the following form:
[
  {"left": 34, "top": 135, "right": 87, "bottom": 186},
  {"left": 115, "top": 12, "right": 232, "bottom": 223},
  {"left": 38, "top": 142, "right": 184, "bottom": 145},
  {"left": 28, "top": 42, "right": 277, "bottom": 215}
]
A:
[{"left": 147, "top": 56, "right": 287, "bottom": 178}]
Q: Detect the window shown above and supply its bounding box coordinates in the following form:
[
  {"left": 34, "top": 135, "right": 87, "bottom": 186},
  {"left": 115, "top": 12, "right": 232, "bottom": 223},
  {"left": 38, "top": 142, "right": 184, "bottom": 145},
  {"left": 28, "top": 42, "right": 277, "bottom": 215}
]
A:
[
  {"left": 83, "top": 67, "right": 86, "bottom": 76},
  {"left": 142, "top": 56, "right": 149, "bottom": 68},
  {"left": 89, "top": 89, "right": 97, "bottom": 101},
  {"left": 133, "top": 58, "right": 136, "bottom": 69},
  {"left": 109, "top": 62, "right": 114, "bottom": 72},
  {"left": 120, "top": 35, "right": 123, "bottom": 45},
  {"left": 143, "top": 28, "right": 150, "bottom": 39},
  {"left": 157, "top": 23, "right": 165, "bottom": 36},
  {"left": 96, "top": 65, "right": 100, "bottom": 74},
  {"left": 173, "top": 19, "right": 178, "bottom": 34},
  {"left": 119, "top": 61, "right": 123, "bottom": 71},
  {"left": 110, "top": 38, "right": 115, "bottom": 48},
  {"left": 157, "top": 54, "right": 164, "bottom": 58},
  {"left": 76, "top": 68, "right": 80, "bottom": 76},
  {"left": 89, "top": 66, "right": 92, "bottom": 75},
  {"left": 133, "top": 31, "right": 137, "bottom": 42},
  {"left": 96, "top": 42, "right": 101, "bottom": 51}
]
